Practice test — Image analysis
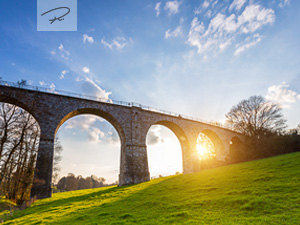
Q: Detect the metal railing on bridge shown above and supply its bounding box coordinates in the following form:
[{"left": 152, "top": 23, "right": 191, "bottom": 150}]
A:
[{"left": 0, "top": 80, "right": 235, "bottom": 131}]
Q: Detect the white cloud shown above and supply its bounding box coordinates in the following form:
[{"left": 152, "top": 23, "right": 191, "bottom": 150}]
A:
[
  {"left": 58, "top": 44, "right": 64, "bottom": 51},
  {"left": 82, "top": 67, "right": 90, "bottom": 74},
  {"left": 108, "top": 129, "right": 119, "bottom": 144},
  {"left": 164, "top": 0, "right": 180, "bottom": 15},
  {"left": 58, "top": 44, "right": 70, "bottom": 59},
  {"left": 83, "top": 34, "right": 94, "bottom": 44},
  {"left": 50, "top": 50, "right": 56, "bottom": 55},
  {"left": 65, "top": 116, "right": 98, "bottom": 130},
  {"left": 65, "top": 116, "right": 106, "bottom": 143},
  {"left": 59, "top": 70, "right": 69, "bottom": 79},
  {"left": 49, "top": 83, "right": 56, "bottom": 92},
  {"left": 229, "top": 0, "right": 247, "bottom": 11},
  {"left": 165, "top": 26, "right": 182, "bottom": 39},
  {"left": 88, "top": 128, "right": 105, "bottom": 143},
  {"left": 205, "top": 10, "right": 212, "bottom": 18},
  {"left": 279, "top": 0, "right": 290, "bottom": 8},
  {"left": 39, "top": 81, "right": 46, "bottom": 86},
  {"left": 187, "top": 3, "right": 275, "bottom": 56},
  {"left": 76, "top": 77, "right": 112, "bottom": 102},
  {"left": 238, "top": 5, "right": 275, "bottom": 34},
  {"left": 266, "top": 82, "right": 300, "bottom": 108},
  {"left": 155, "top": 2, "right": 161, "bottom": 17},
  {"left": 147, "top": 126, "right": 164, "bottom": 145},
  {"left": 202, "top": 0, "right": 210, "bottom": 9},
  {"left": 234, "top": 34, "right": 262, "bottom": 55},
  {"left": 101, "top": 36, "right": 132, "bottom": 51}
]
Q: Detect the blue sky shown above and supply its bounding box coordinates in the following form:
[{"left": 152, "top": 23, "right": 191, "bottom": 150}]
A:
[{"left": 1, "top": 0, "right": 300, "bottom": 182}]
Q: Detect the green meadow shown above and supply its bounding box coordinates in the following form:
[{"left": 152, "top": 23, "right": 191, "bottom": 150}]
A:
[{"left": 2, "top": 152, "right": 300, "bottom": 224}]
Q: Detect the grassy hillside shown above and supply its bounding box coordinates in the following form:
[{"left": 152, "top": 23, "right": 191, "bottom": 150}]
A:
[{"left": 2, "top": 152, "right": 300, "bottom": 224}]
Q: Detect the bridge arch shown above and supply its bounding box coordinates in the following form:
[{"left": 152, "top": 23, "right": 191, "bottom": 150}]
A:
[
  {"left": 144, "top": 120, "right": 192, "bottom": 175},
  {"left": 0, "top": 95, "right": 39, "bottom": 124},
  {"left": 55, "top": 107, "right": 126, "bottom": 144},
  {"left": 197, "top": 129, "right": 225, "bottom": 161}
]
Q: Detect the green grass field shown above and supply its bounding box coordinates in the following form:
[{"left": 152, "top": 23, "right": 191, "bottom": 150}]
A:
[{"left": 2, "top": 152, "right": 300, "bottom": 224}]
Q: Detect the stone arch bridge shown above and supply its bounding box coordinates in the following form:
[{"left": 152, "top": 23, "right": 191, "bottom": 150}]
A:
[{"left": 0, "top": 83, "right": 244, "bottom": 199}]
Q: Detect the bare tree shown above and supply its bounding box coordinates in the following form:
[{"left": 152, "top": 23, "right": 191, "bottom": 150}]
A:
[
  {"left": 226, "top": 95, "right": 286, "bottom": 138},
  {"left": 226, "top": 95, "right": 287, "bottom": 159},
  {"left": 0, "top": 102, "right": 40, "bottom": 203}
]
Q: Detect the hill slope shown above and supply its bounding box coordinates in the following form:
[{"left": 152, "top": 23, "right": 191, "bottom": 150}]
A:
[{"left": 3, "top": 152, "right": 300, "bottom": 224}]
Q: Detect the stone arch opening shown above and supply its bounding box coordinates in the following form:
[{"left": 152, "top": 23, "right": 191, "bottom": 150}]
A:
[
  {"left": 229, "top": 137, "right": 244, "bottom": 163},
  {"left": 0, "top": 101, "right": 40, "bottom": 202},
  {"left": 145, "top": 120, "right": 190, "bottom": 178},
  {"left": 53, "top": 108, "right": 125, "bottom": 190},
  {"left": 195, "top": 129, "right": 225, "bottom": 170},
  {"left": 55, "top": 108, "right": 125, "bottom": 144}
]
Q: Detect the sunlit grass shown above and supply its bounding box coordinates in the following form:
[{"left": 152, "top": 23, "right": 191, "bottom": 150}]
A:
[{"left": 3, "top": 152, "right": 300, "bottom": 224}]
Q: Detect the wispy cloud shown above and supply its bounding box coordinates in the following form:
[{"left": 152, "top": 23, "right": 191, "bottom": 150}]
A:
[
  {"left": 229, "top": 0, "right": 247, "bottom": 11},
  {"left": 202, "top": 0, "right": 210, "bottom": 9},
  {"left": 58, "top": 44, "right": 70, "bottom": 59},
  {"left": 83, "top": 34, "right": 94, "bottom": 44},
  {"left": 155, "top": 2, "right": 161, "bottom": 17},
  {"left": 82, "top": 67, "right": 90, "bottom": 74},
  {"left": 101, "top": 36, "right": 132, "bottom": 51},
  {"left": 59, "top": 70, "right": 69, "bottom": 79},
  {"left": 165, "top": 26, "right": 182, "bottom": 39},
  {"left": 76, "top": 77, "right": 112, "bottom": 102},
  {"left": 234, "top": 34, "right": 262, "bottom": 55},
  {"left": 65, "top": 116, "right": 106, "bottom": 143},
  {"left": 88, "top": 128, "right": 105, "bottom": 143},
  {"left": 49, "top": 83, "right": 56, "bottom": 92},
  {"left": 147, "top": 126, "right": 164, "bottom": 145},
  {"left": 187, "top": 3, "right": 275, "bottom": 56},
  {"left": 266, "top": 82, "right": 300, "bottom": 108},
  {"left": 164, "top": 0, "right": 180, "bottom": 16},
  {"left": 279, "top": 0, "right": 290, "bottom": 8}
]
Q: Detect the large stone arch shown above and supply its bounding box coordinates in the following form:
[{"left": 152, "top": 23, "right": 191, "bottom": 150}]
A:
[
  {"left": 199, "top": 129, "right": 225, "bottom": 161},
  {"left": 0, "top": 95, "right": 39, "bottom": 125},
  {"left": 55, "top": 107, "right": 126, "bottom": 145},
  {"left": 144, "top": 120, "right": 193, "bottom": 174}
]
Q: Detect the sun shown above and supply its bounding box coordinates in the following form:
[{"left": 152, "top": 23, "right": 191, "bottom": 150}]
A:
[
  {"left": 196, "top": 144, "right": 207, "bottom": 157},
  {"left": 196, "top": 133, "right": 217, "bottom": 160}
]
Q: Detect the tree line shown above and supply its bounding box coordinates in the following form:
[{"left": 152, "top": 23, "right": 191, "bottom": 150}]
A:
[{"left": 56, "top": 174, "right": 108, "bottom": 192}]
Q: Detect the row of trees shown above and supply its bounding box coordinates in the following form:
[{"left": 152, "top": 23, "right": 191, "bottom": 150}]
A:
[{"left": 56, "top": 174, "right": 107, "bottom": 192}]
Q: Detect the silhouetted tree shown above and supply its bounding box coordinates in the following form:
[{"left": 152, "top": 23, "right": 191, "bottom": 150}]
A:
[
  {"left": 226, "top": 95, "right": 286, "bottom": 138},
  {"left": 226, "top": 95, "right": 288, "bottom": 160}
]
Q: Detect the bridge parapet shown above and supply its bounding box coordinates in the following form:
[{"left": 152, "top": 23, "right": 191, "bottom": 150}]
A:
[{"left": 0, "top": 80, "right": 236, "bottom": 131}]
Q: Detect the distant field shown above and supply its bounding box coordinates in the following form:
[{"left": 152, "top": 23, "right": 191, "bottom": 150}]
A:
[{"left": 2, "top": 152, "right": 300, "bottom": 224}]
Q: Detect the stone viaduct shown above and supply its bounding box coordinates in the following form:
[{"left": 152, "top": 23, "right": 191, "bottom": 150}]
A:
[{"left": 0, "top": 83, "right": 244, "bottom": 199}]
